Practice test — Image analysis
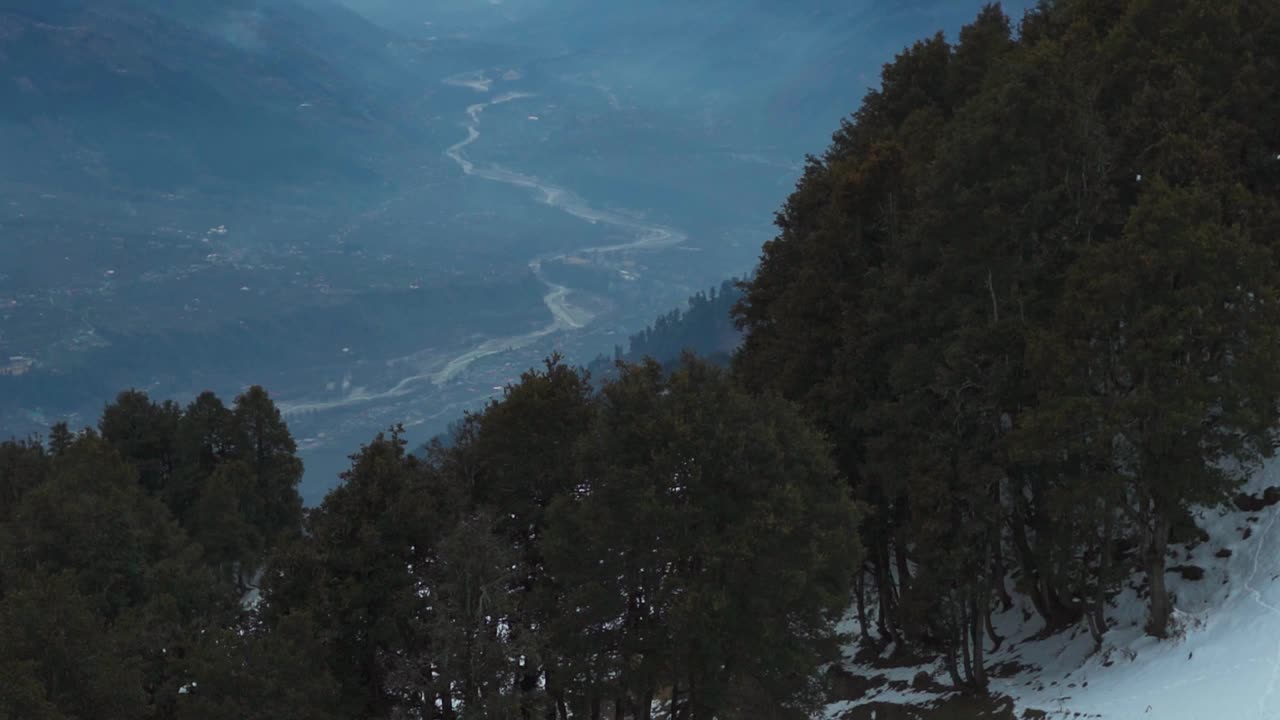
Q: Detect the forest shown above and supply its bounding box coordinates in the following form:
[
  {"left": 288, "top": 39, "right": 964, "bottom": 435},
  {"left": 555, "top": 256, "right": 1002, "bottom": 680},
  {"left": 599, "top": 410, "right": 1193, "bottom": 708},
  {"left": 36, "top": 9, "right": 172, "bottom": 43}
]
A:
[
  {"left": 585, "top": 278, "right": 744, "bottom": 383},
  {"left": 3, "top": 0, "right": 1280, "bottom": 716}
]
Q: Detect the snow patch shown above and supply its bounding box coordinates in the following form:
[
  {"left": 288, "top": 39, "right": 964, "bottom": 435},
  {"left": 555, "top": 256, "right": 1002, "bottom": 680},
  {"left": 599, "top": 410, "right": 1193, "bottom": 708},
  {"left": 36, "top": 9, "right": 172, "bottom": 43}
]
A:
[{"left": 826, "top": 459, "right": 1280, "bottom": 719}]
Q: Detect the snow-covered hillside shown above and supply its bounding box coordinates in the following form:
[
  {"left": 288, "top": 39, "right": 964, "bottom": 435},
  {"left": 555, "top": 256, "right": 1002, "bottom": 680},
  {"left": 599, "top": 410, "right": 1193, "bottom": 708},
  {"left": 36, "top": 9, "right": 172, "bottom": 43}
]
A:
[{"left": 827, "top": 460, "right": 1280, "bottom": 720}]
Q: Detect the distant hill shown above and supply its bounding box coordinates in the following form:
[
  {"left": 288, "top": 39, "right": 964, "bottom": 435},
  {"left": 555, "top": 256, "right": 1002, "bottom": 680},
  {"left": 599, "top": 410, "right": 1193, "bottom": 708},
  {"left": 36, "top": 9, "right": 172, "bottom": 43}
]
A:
[
  {"left": 0, "top": 0, "right": 421, "bottom": 192},
  {"left": 403, "top": 0, "right": 1037, "bottom": 156},
  {"left": 585, "top": 277, "right": 744, "bottom": 383}
]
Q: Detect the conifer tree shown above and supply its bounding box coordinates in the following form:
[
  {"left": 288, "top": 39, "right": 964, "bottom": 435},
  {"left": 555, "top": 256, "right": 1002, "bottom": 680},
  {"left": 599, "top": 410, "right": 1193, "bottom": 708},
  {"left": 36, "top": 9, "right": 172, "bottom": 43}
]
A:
[{"left": 546, "top": 357, "right": 861, "bottom": 717}]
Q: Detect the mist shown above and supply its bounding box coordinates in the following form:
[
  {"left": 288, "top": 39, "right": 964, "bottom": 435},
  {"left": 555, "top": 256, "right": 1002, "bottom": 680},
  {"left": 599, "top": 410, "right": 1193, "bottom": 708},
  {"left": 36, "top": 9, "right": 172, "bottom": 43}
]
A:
[{"left": 1, "top": 0, "right": 1029, "bottom": 499}]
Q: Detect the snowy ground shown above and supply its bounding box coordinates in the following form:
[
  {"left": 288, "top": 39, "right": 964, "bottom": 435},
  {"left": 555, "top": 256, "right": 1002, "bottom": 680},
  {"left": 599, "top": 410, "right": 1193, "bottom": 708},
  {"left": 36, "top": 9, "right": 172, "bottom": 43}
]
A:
[{"left": 825, "top": 459, "right": 1280, "bottom": 720}]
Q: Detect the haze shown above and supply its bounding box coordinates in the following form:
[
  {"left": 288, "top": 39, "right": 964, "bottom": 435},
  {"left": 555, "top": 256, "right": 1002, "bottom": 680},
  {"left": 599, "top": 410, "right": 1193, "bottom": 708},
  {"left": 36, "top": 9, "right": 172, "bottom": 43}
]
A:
[{"left": 0, "top": 0, "right": 1030, "bottom": 501}]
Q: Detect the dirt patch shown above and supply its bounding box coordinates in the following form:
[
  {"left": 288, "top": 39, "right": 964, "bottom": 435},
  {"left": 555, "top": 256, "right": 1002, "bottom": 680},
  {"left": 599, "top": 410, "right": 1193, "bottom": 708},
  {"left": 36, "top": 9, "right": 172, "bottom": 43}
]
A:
[
  {"left": 988, "top": 660, "right": 1033, "bottom": 679},
  {"left": 1169, "top": 564, "right": 1206, "bottom": 581},
  {"left": 828, "top": 665, "right": 889, "bottom": 700},
  {"left": 832, "top": 695, "right": 1020, "bottom": 720},
  {"left": 1234, "top": 486, "right": 1280, "bottom": 512}
]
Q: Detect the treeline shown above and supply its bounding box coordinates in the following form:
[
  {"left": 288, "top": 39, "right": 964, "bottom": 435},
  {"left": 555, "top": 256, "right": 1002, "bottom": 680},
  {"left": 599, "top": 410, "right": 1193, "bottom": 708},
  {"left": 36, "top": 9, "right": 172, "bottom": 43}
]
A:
[
  {"left": 587, "top": 279, "right": 744, "bottom": 382},
  {"left": 0, "top": 357, "right": 859, "bottom": 719},
  {"left": 0, "top": 387, "right": 324, "bottom": 719},
  {"left": 734, "top": 0, "right": 1280, "bottom": 689}
]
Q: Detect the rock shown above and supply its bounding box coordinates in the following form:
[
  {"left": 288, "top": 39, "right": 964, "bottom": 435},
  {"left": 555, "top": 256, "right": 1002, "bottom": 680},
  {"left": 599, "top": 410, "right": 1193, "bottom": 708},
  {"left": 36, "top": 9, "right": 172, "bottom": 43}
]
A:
[
  {"left": 911, "top": 670, "right": 932, "bottom": 691},
  {"left": 1266, "top": 486, "right": 1280, "bottom": 506},
  {"left": 1234, "top": 486, "right": 1280, "bottom": 512},
  {"left": 1170, "top": 564, "right": 1205, "bottom": 581}
]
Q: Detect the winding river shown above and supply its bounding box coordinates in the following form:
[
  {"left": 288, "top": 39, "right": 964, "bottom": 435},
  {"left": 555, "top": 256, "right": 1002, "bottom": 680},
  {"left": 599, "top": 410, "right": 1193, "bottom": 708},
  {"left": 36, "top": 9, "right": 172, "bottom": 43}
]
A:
[{"left": 279, "top": 71, "right": 687, "bottom": 417}]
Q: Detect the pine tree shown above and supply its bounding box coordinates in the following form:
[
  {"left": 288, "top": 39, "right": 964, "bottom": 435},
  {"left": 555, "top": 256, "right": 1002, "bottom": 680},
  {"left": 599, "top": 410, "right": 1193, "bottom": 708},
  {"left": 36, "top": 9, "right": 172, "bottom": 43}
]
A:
[
  {"left": 176, "top": 612, "right": 341, "bottom": 720},
  {"left": 262, "top": 430, "right": 444, "bottom": 718},
  {"left": 426, "top": 512, "right": 523, "bottom": 719},
  {"left": 1046, "top": 178, "right": 1280, "bottom": 636},
  {"left": 99, "top": 389, "right": 181, "bottom": 496},
  {"left": 545, "top": 357, "right": 861, "bottom": 717},
  {"left": 0, "top": 572, "right": 147, "bottom": 719},
  {"left": 230, "top": 386, "right": 304, "bottom": 546},
  {"left": 460, "top": 354, "right": 596, "bottom": 716}
]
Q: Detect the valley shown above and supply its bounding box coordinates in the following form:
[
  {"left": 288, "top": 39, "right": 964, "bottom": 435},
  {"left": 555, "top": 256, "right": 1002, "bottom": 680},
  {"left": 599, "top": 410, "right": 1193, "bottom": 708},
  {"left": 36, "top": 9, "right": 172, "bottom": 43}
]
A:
[{"left": 0, "top": 0, "right": 1031, "bottom": 500}]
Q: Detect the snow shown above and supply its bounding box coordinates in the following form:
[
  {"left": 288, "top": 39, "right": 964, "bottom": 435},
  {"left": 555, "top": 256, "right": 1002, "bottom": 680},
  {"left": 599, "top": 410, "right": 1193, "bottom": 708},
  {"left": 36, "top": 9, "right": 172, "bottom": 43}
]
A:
[
  {"left": 826, "top": 458, "right": 1280, "bottom": 719},
  {"left": 239, "top": 565, "right": 265, "bottom": 611}
]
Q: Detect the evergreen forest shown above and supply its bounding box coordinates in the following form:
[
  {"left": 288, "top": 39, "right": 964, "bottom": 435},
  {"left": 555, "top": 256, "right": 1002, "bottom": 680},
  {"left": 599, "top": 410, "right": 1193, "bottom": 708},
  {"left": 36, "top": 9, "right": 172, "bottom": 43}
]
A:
[{"left": 3, "top": 0, "right": 1279, "bottom": 717}]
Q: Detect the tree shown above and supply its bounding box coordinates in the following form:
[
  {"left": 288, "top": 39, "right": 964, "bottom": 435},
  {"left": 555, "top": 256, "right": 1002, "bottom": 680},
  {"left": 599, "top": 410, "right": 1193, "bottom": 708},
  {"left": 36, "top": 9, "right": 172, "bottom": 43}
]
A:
[
  {"left": 426, "top": 512, "right": 523, "bottom": 719},
  {"left": 0, "top": 572, "right": 147, "bottom": 719},
  {"left": 46, "top": 422, "right": 74, "bottom": 457},
  {"left": 263, "top": 430, "right": 445, "bottom": 719},
  {"left": 0, "top": 439, "right": 47, "bottom": 525},
  {"left": 6, "top": 432, "right": 186, "bottom": 619},
  {"left": 230, "top": 386, "right": 304, "bottom": 546},
  {"left": 545, "top": 357, "right": 861, "bottom": 718},
  {"left": 168, "top": 392, "right": 237, "bottom": 523},
  {"left": 100, "top": 389, "right": 181, "bottom": 496},
  {"left": 1046, "top": 178, "right": 1280, "bottom": 636},
  {"left": 176, "top": 612, "right": 341, "bottom": 720},
  {"left": 461, "top": 354, "right": 596, "bottom": 717}
]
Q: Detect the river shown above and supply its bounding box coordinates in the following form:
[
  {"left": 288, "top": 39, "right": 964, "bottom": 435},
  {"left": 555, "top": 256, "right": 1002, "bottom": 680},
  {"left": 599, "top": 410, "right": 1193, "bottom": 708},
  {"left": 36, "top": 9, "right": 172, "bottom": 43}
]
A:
[{"left": 279, "top": 69, "right": 688, "bottom": 418}]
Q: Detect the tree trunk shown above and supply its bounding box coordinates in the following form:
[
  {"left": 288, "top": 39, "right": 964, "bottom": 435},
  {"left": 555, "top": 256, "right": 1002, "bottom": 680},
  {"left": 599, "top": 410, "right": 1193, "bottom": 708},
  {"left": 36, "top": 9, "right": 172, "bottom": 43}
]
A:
[
  {"left": 944, "top": 634, "right": 963, "bottom": 688},
  {"left": 894, "top": 536, "right": 917, "bottom": 645},
  {"left": 542, "top": 665, "right": 567, "bottom": 720},
  {"left": 687, "top": 670, "right": 697, "bottom": 720},
  {"left": 1087, "top": 601, "right": 1107, "bottom": 649},
  {"left": 984, "top": 598, "right": 1002, "bottom": 651},
  {"left": 1146, "top": 513, "right": 1172, "bottom": 638},
  {"left": 855, "top": 568, "right": 871, "bottom": 640},
  {"left": 958, "top": 601, "right": 974, "bottom": 687},
  {"left": 440, "top": 686, "right": 457, "bottom": 720},
  {"left": 1008, "top": 502, "right": 1053, "bottom": 622},
  {"left": 876, "top": 580, "right": 896, "bottom": 643},
  {"left": 635, "top": 689, "right": 654, "bottom": 720},
  {"left": 874, "top": 546, "right": 898, "bottom": 643},
  {"left": 520, "top": 667, "right": 541, "bottom": 720},
  {"left": 1009, "top": 506, "right": 1079, "bottom": 631},
  {"left": 971, "top": 594, "right": 988, "bottom": 691},
  {"left": 991, "top": 540, "right": 1014, "bottom": 612},
  {"left": 894, "top": 535, "right": 913, "bottom": 598},
  {"left": 1089, "top": 512, "right": 1115, "bottom": 649},
  {"left": 990, "top": 481, "right": 1013, "bottom": 612}
]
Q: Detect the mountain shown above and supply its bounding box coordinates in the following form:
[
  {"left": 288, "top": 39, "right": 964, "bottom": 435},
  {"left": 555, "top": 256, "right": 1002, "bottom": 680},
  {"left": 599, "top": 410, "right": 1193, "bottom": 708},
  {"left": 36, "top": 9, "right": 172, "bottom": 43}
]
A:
[
  {"left": 584, "top": 278, "right": 744, "bottom": 385},
  {"left": 343, "top": 0, "right": 1036, "bottom": 156},
  {"left": 0, "top": 0, "right": 420, "bottom": 192}
]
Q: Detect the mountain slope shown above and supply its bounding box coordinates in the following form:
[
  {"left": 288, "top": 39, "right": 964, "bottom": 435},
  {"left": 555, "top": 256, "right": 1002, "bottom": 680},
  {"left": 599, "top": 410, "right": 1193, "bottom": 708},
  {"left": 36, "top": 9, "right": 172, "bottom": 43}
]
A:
[
  {"left": 827, "top": 465, "right": 1280, "bottom": 719},
  {"left": 0, "top": 0, "right": 419, "bottom": 191}
]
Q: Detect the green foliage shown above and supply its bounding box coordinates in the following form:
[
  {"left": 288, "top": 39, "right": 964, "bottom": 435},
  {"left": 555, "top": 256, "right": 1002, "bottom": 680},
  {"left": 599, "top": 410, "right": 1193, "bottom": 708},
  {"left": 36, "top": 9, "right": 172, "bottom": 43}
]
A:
[
  {"left": 0, "top": 385, "right": 315, "bottom": 718},
  {"left": 0, "top": 572, "right": 147, "bottom": 720},
  {"left": 426, "top": 512, "right": 525, "bottom": 718},
  {"left": 262, "top": 429, "right": 445, "bottom": 718},
  {"left": 176, "top": 612, "right": 341, "bottom": 720},
  {"left": 230, "top": 386, "right": 305, "bottom": 545},
  {"left": 545, "top": 357, "right": 862, "bottom": 718},
  {"left": 734, "top": 0, "right": 1280, "bottom": 678}
]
